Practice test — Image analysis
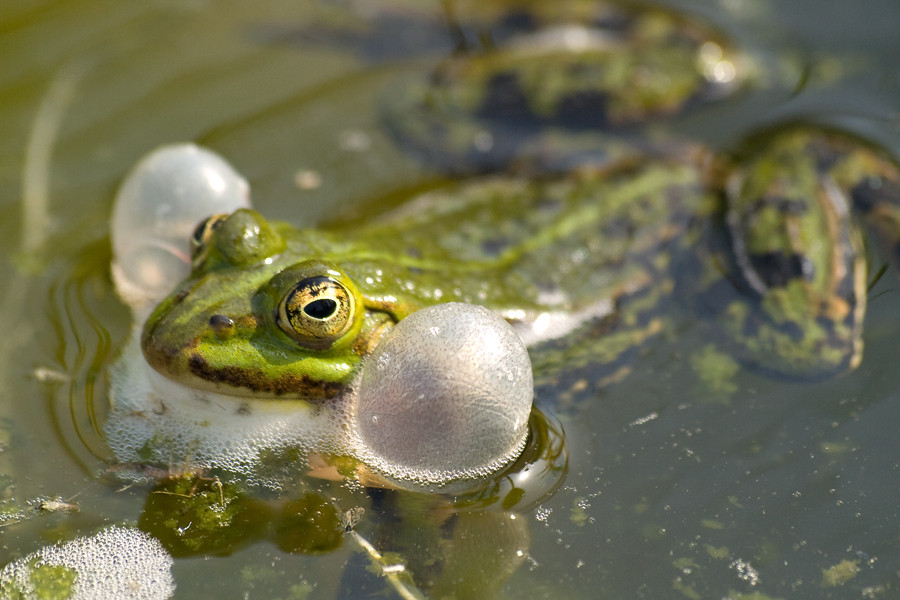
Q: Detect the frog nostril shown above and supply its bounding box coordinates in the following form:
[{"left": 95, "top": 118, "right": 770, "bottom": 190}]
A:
[{"left": 209, "top": 314, "right": 235, "bottom": 339}]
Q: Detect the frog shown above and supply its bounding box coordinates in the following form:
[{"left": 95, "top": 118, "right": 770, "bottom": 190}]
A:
[
  {"left": 106, "top": 1, "right": 900, "bottom": 498},
  {"left": 107, "top": 145, "right": 541, "bottom": 495},
  {"left": 382, "top": 0, "right": 752, "bottom": 174}
]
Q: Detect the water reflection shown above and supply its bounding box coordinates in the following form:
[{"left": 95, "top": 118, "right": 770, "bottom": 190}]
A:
[
  {"left": 453, "top": 409, "right": 568, "bottom": 512},
  {"left": 105, "top": 410, "right": 562, "bottom": 597}
]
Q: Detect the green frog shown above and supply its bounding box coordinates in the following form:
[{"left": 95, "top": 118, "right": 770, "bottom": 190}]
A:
[
  {"left": 383, "top": 0, "right": 750, "bottom": 173},
  {"left": 107, "top": 2, "right": 900, "bottom": 495},
  {"left": 143, "top": 132, "right": 897, "bottom": 386}
]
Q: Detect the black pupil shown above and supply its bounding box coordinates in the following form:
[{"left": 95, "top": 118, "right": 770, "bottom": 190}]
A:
[{"left": 305, "top": 298, "right": 338, "bottom": 319}]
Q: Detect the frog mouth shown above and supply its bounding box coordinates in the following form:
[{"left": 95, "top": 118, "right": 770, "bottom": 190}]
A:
[
  {"left": 141, "top": 337, "right": 348, "bottom": 401},
  {"left": 183, "top": 352, "right": 346, "bottom": 400}
]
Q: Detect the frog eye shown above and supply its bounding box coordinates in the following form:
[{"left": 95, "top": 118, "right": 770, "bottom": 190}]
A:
[
  {"left": 190, "top": 213, "right": 228, "bottom": 262},
  {"left": 277, "top": 276, "right": 356, "bottom": 349}
]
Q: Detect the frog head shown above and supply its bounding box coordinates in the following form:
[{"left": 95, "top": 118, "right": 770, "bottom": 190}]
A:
[{"left": 140, "top": 209, "right": 389, "bottom": 400}]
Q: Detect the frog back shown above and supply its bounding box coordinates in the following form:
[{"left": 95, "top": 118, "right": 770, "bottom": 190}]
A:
[{"left": 320, "top": 157, "right": 713, "bottom": 345}]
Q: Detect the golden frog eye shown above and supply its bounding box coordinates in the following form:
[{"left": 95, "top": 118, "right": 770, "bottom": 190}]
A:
[
  {"left": 277, "top": 276, "right": 356, "bottom": 349},
  {"left": 190, "top": 213, "right": 228, "bottom": 262}
]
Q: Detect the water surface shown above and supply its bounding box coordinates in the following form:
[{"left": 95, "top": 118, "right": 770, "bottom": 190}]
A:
[{"left": 1, "top": 1, "right": 900, "bottom": 598}]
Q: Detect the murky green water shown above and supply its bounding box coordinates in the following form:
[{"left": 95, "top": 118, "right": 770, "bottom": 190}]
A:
[{"left": 2, "top": 0, "right": 900, "bottom": 598}]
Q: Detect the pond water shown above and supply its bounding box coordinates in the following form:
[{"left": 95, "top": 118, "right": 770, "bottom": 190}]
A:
[{"left": 2, "top": 0, "right": 900, "bottom": 598}]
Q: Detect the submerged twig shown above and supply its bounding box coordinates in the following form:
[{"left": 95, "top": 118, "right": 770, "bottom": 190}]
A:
[{"left": 348, "top": 530, "right": 428, "bottom": 600}]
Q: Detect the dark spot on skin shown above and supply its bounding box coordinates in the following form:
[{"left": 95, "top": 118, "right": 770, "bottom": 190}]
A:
[
  {"left": 851, "top": 179, "right": 878, "bottom": 213},
  {"left": 810, "top": 141, "right": 843, "bottom": 171},
  {"left": 478, "top": 72, "right": 540, "bottom": 126},
  {"left": 695, "top": 278, "right": 748, "bottom": 314},
  {"left": 781, "top": 198, "right": 809, "bottom": 215},
  {"left": 535, "top": 194, "right": 562, "bottom": 212},
  {"left": 756, "top": 196, "right": 808, "bottom": 216},
  {"left": 833, "top": 269, "right": 858, "bottom": 306},
  {"left": 536, "top": 281, "right": 562, "bottom": 295},
  {"left": 740, "top": 308, "right": 803, "bottom": 343},
  {"left": 405, "top": 247, "right": 422, "bottom": 259},
  {"left": 777, "top": 318, "right": 805, "bottom": 342},
  {"left": 851, "top": 176, "right": 900, "bottom": 213},
  {"left": 748, "top": 251, "right": 812, "bottom": 288},
  {"left": 592, "top": 10, "right": 632, "bottom": 32},
  {"left": 600, "top": 216, "right": 636, "bottom": 239},
  {"left": 481, "top": 238, "right": 509, "bottom": 256},
  {"left": 555, "top": 89, "right": 612, "bottom": 129},
  {"left": 814, "top": 315, "right": 839, "bottom": 339},
  {"left": 497, "top": 10, "right": 539, "bottom": 33}
]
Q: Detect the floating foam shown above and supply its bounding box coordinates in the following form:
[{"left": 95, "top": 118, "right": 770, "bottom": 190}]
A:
[
  {"left": 0, "top": 526, "right": 174, "bottom": 600},
  {"left": 106, "top": 332, "right": 343, "bottom": 488}
]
